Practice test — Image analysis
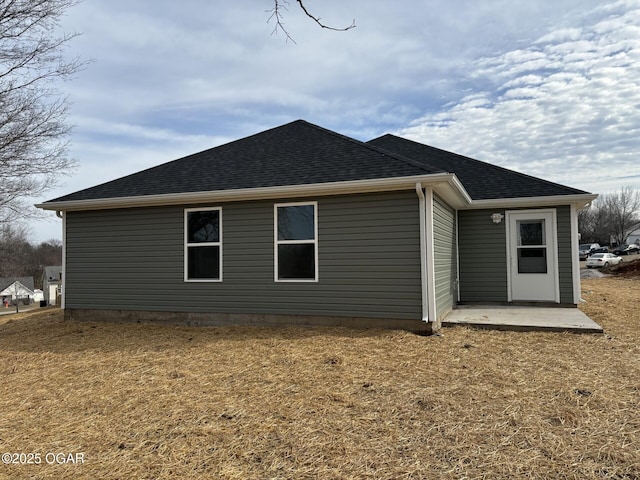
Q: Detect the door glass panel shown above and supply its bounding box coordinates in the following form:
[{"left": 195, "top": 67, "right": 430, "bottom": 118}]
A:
[
  {"left": 518, "top": 220, "right": 545, "bottom": 246},
  {"left": 518, "top": 248, "right": 547, "bottom": 273}
]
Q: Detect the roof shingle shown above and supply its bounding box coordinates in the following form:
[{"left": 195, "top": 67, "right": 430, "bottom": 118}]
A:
[
  {"left": 367, "top": 134, "right": 588, "bottom": 200},
  {"left": 48, "top": 120, "right": 440, "bottom": 203},
  {"left": 44, "top": 119, "right": 590, "bottom": 205}
]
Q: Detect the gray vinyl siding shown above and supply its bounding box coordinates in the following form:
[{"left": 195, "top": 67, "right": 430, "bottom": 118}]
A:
[
  {"left": 458, "top": 206, "right": 574, "bottom": 304},
  {"left": 64, "top": 191, "right": 422, "bottom": 320},
  {"left": 556, "top": 206, "right": 574, "bottom": 304},
  {"left": 433, "top": 195, "right": 457, "bottom": 319},
  {"left": 458, "top": 209, "right": 508, "bottom": 303}
]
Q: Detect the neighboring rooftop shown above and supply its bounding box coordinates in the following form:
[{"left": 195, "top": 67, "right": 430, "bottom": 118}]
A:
[
  {"left": 43, "top": 266, "right": 63, "bottom": 282},
  {"left": 0, "top": 277, "right": 35, "bottom": 292}
]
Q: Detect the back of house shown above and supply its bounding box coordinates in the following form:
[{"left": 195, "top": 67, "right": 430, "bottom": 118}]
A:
[{"left": 37, "top": 120, "right": 596, "bottom": 333}]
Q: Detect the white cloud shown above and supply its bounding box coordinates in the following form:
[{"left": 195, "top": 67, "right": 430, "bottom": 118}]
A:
[
  {"left": 536, "top": 28, "right": 583, "bottom": 44},
  {"left": 29, "top": 0, "right": 636, "bottom": 241},
  {"left": 398, "top": 0, "right": 640, "bottom": 194}
]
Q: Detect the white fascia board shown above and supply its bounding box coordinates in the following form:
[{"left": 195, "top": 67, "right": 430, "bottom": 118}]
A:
[
  {"left": 36, "top": 173, "right": 472, "bottom": 212},
  {"left": 432, "top": 175, "right": 473, "bottom": 207},
  {"left": 466, "top": 193, "right": 598, "bottom": 210}
]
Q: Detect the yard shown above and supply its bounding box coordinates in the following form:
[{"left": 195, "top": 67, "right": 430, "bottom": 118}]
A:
[{"left": 0, "top": 275, "right": 638, "bottom": 479}]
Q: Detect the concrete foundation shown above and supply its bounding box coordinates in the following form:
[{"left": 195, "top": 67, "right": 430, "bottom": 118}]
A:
[{"left": 64, "top": 308, "right": 434, "bottom": 334}]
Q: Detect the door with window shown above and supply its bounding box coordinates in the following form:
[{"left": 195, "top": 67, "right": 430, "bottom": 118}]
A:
[{"left": 507, "top": 210, "right": 559, "bottom": 302}]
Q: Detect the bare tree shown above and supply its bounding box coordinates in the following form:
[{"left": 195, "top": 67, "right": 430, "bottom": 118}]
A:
[
  {"left": 0, "top": 223, "right": 32, "bottom": 278},
  {"left": 0, "top": 0, "right": 83, "bottom": 224},
  {"left": 603, "top": 186, "right": 640, "bottom": 246},
  {"left": 268, "top": 0, "right": 355, "bottom": 43},
  {"left": 0, "top": 224, "right": 60, "bottom": 311},
  {"left": 578, "top": 186, "right": 640, "bottom": 245},
  {"left": 578, "top": 197, "right": 612, "bottom": 245},
  {"left": 0, "top": 224, "right": 61, "bottom": 289}
]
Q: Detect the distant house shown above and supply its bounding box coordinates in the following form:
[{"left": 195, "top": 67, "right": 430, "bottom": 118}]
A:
[
  {"left": 42, "top": 266, "right": 63, "bottom": 306},
  {"left": 33, "top": 290, "right": 44, "bottom": 303},
  {"left": 0, "top": 277, "right": 35, "bottom": 306},
  {"left": 624, "top": 222, "right": 640, "bottom": 245},
  {"left": 36, "top": 120, "right": 597, "bottom": 333}
]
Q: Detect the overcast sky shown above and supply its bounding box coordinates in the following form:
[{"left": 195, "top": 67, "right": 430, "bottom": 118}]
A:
[{"left": 32, "top": 0, "right": 640, "bottom": 241}]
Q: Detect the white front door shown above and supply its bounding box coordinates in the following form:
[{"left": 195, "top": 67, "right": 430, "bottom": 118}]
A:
[{"left": 507, "top": 210, "right": 559, "bottom": 302}]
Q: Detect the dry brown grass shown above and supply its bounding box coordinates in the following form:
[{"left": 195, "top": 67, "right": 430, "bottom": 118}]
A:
[{"left": 0, "top": 278, "right": 638, "bottom": 479}]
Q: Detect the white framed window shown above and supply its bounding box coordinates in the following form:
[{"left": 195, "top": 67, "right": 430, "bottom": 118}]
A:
[
  {"left": 184, "top": 207, "right": 222, "bottom": 282},
  {"left": 274, "top": 201, "right": 318, "bottom": 282}
]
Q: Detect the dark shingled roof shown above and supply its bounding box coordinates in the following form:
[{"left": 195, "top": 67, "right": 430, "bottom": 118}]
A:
[
  {"left": 47, "top": 120, "right": 442, "bottom": 203},
  {"left": 367, "top": 134, "right": 589, "bottom": 200},
  {"left": 44, "top": 119, "right": 590, "bottom": 205}
]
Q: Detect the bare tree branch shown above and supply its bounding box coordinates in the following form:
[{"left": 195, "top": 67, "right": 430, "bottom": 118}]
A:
[
  {"left": 268, "top": 0, "right": 355, "bottom": 43},
  {"left": 294, "top": 0, "right": 355, "bottom": 32},
  {"left": 267, "top": 0, "right": 296, "bottom": 43}
]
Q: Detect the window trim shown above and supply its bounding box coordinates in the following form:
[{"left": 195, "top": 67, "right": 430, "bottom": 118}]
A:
[
  {"left": 274, "top": 201, "right": 318, "bottom": 282},
  {"left": 184, "top": 207, "right": 222, "bottom": 282}
]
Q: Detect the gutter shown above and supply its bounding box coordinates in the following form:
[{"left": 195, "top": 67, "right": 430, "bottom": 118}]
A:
[
  {"left": 36, "top": 173, "right": 470, "bottom": 212},
  {"left": 36, "top": 172, "right": 597, "bottom": 215},
  {"left": 466, "top": 193, "right": 598, "bottom": 210}
]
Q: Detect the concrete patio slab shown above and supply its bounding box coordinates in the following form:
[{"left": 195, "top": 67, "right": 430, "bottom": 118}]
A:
[{"left": 443, "top": 306, "right": 603, "bottom": 333}]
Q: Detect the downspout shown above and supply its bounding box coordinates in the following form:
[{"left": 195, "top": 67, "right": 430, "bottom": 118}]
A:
[
  {"left": 455, "top": 209, "right": 461, "bottom": 303},
  {"left": 569, "top": 204, "right": 582, "bottom": 304},
  {"left": 56, "top": 211, "right": 66, "bottom": 309},
  {"left": 424, "top": 187, "right": 438, "bottom": 327},
  {"left": 415, "top": 184, "right": 429, "bottom": 323}
]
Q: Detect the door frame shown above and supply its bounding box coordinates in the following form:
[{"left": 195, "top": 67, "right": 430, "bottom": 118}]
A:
[{"left": 505, "top": 208, "right": 560, "bottom": 303}]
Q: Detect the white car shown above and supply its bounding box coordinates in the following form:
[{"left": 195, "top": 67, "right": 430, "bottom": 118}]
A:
[{"left": 585, "top": 253, "right": 623, "bottom": 268}]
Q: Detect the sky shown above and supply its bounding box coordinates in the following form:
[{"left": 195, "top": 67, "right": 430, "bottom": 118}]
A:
[{"left": 31, "top": 0, "right": 640, "bottom": 242}]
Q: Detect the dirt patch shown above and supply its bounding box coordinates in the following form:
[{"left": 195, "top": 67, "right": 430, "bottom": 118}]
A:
[
  {"left": 604, "top": 257, "right": 640, "bottom": 278},
  {"left": 0, "top": 280, "right": 638, "bottom": 479}
]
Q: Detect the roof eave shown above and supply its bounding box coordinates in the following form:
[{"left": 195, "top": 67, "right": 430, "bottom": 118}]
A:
[
  {"left": 465, "top": 193, "right": 598, "bottom": 210},
  {"left": 36, "top": 173, "right": 473, "bottom": 212}
]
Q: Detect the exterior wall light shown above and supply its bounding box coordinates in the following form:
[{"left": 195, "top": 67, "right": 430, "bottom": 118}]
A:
[{"left": 491, "top": 213, "right": 504, "bottom": 224}]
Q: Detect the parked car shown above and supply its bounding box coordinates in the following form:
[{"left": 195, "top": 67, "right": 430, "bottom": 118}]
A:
[
  {"left": 612, "top": 244, "right": 640, "bottom": 255},
  {"left": 586, "top": 253, "right": 623, "bottom": 268},
  {"left": 624, "top": 244, "right": 640, "bottom": 254},
  {"left": 579, "top": 243, "right": 600, "bottom": 260},
  {"left": 591, "top": 246, "right": 609, "bottom": 254}
]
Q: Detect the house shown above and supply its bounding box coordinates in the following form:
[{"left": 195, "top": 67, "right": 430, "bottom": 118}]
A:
[
  {"left": 36, "top": 120, "right": 597, "bottom": 334},
  {"left": 33, "top": 289, "right": 44, "bottom": 303},
  {"left": 0, "top": 277, "right": 35, "bottom": 306},
  {"left": 42, "top": 266, "right": 63, "bottom": 306},
  {"left": 624, "top": 222, "right": 640, "bottom": 246}
]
